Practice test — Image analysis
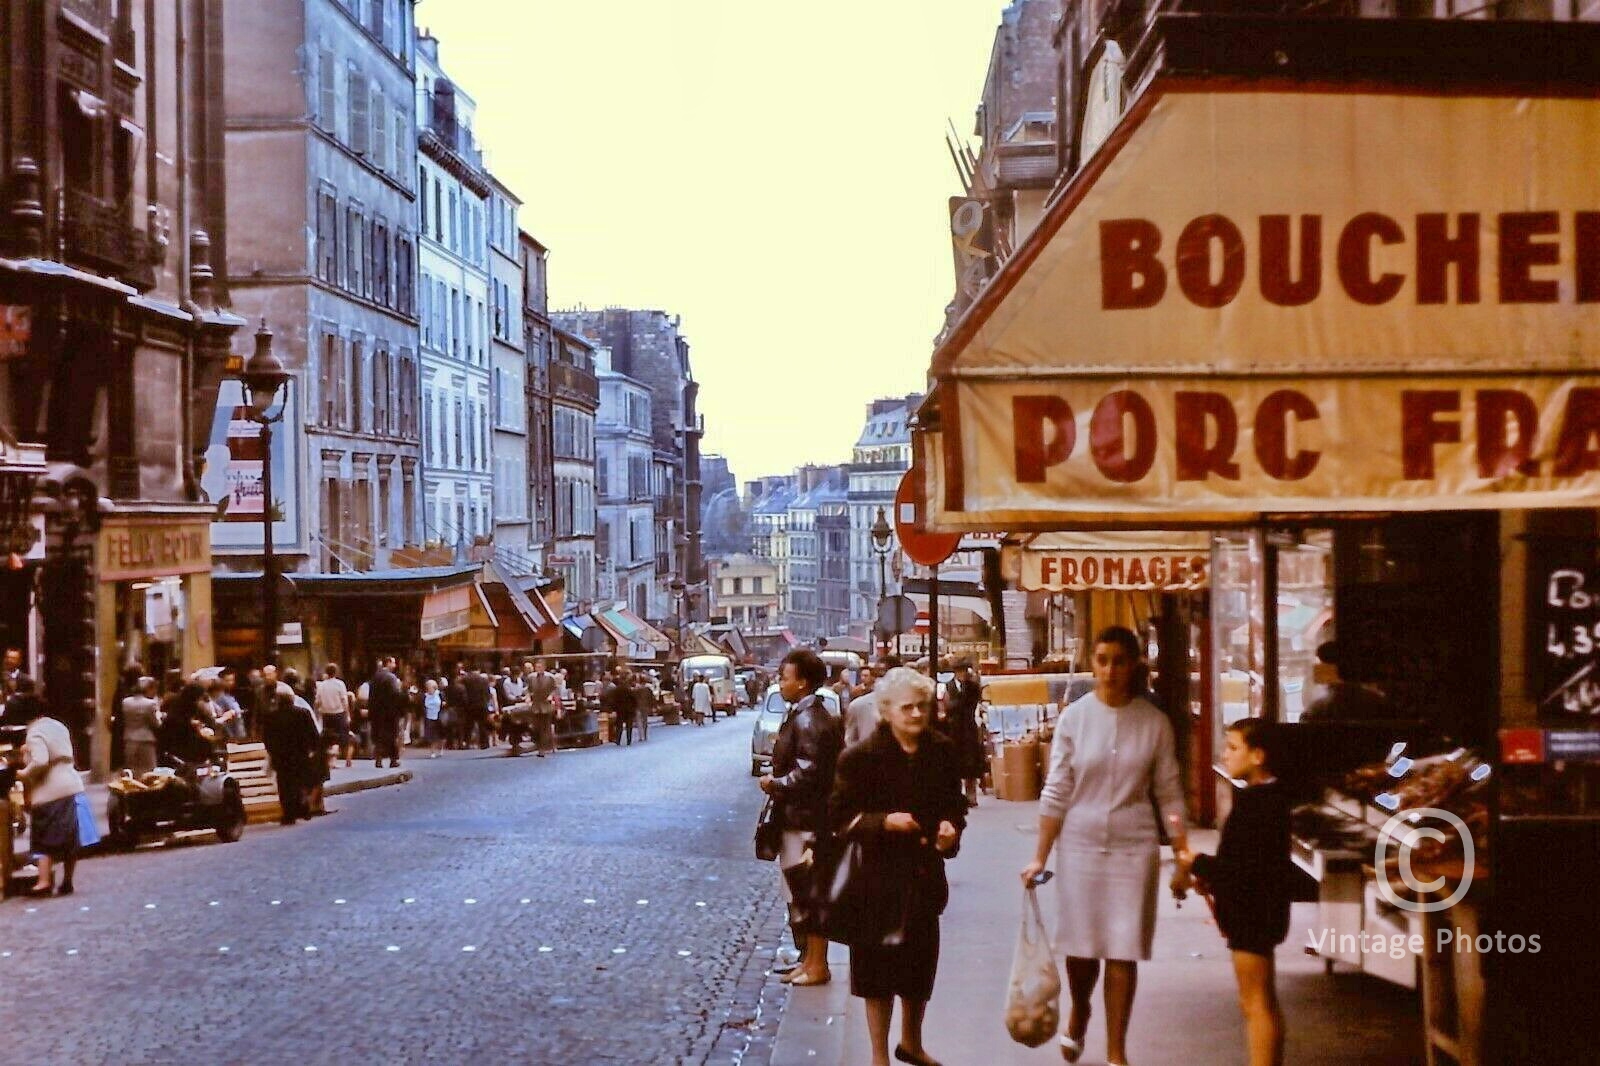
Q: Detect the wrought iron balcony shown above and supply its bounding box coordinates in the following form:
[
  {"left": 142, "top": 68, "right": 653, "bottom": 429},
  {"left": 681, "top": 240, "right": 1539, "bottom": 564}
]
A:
[{"left": 62, "top": 189, "right": 150, "bottom": 285}]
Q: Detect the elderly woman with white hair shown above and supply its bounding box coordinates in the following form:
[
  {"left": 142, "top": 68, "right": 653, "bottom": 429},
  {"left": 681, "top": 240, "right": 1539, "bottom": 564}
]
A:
[{"left": 830, "top": 665, "right": 967, "bottom": 1066}]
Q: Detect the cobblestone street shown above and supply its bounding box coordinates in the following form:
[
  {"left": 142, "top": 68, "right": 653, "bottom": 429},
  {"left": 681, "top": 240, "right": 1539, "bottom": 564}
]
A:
[{"left": 4, "top": 720, "right": 787, "bottom": 1066}]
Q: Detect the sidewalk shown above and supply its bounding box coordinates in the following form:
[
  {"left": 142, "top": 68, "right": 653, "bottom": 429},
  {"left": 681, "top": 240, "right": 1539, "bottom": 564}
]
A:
[
  {"left": 773, "top": 797, "right": 1425, "bottom": 1066},
  {"left": 79, "top": 756, "right": 413, "bottom": 836}
]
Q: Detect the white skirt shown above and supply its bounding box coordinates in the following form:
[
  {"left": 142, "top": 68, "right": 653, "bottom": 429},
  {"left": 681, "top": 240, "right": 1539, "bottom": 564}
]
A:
[{"left": 1054, "top": 843, "right": 1160, "bottom": 962}]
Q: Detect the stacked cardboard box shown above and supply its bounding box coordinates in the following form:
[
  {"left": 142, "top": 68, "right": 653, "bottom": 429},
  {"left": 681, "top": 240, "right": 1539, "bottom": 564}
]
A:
[{"left": 990, "top": 736, "right": 1042, "bottom": 802}]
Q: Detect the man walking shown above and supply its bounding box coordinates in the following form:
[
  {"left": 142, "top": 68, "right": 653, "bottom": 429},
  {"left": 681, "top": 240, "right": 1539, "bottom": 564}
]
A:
[
  {"left": 462, "top": 665, "right": 492, "bottom": 750},
  {"left": 368, "top": 657, "right": 404, "bottom": 769},
  {"left": 605, "top": 671, "right": 634, "bottom": 745},
  {"left": 315, "top": 664, "right": 355, "bottom": 769},
  {"left": 691, "top": 672, "right": 714, "bottom": 726},
  {"left": 526, "top": 659, "right": 559, "bottom": 757}
]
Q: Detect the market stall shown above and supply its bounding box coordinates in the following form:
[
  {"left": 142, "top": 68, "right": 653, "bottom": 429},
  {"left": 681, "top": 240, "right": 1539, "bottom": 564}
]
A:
[{"left": 911, "top": 15, "right": 1600, "bottom": 1062}]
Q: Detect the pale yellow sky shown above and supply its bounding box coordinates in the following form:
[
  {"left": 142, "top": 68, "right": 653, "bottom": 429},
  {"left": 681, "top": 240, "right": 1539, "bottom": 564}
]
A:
[{"left": 415, "top": 0, "right": 1004, "bottom": 483}]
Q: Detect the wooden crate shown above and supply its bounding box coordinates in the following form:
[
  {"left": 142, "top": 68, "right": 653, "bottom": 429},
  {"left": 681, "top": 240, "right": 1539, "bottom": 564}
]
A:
[{"left": 227, "top": 743, "right": 282, "bottom": 824}]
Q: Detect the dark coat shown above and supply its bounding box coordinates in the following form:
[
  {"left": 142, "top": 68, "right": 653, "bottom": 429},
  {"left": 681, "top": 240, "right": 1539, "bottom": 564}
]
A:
[
  {"left": 261, "top": 702, "right": 319, "bottom": 783},
  {"left": 830, "top": 724, "right": 967, "bottom": 919},
  {"left": 769, "top": 692, "right": 844, "bottom": 838},
  {"left": 944, "top": 676, "right": 986, "bottom": 779},
  {"left": 368, "top": 668, "right": 405, "bottom": 726},
  {"left": 1191, "top": 780, "right": 1293, "bottom": 948}
]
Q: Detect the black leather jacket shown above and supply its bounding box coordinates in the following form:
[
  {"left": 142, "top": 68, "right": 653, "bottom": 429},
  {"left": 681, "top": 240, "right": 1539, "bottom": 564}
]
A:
[{"left": 768, "top": 692, "right": 844, "bottom": 838}]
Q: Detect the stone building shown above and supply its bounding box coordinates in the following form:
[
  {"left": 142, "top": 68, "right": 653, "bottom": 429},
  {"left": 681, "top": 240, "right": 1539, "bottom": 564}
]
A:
[
  {"left": 707, "top": 554, "right": 780, "bottom": 634},
  {"left": 552, "top": 308, "right": 703, "bottom": 622},
  {"left": 487, "top": 175, "right": 528, "bottom": 567},
  {"left": 847, "top": 395, "right": 919, "bottom": 637},
  {"left": 549, "top": 326, "right": 597, "bottom": 602},
  {"left": 519, "top": 230, "right": 554, "bottom": 572},
  {"left": 415, "top": 29, "right": 490, "bottom": 551},
  {"left": 221, "top": 0, "right": 422, "bottom": 575},
  {"left": 815, "top": 478, "right": 852, "bottom": 641},
  {"left": 1, "top": 0, "right": 247, "bottom": 773},
  {"left": 595, "top": 348, "right": 654, "bottom": 614}
]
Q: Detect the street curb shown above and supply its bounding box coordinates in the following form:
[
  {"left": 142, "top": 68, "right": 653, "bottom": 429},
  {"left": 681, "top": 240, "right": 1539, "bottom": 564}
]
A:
[{"left": 325, "top": 769, "right": 412, "bottom": 796}]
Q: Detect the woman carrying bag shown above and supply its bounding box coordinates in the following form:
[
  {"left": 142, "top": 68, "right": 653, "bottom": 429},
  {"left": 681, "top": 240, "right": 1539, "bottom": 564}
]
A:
[
  {"left": 757, "top": 647, "right": 844, "bottom": 987},
  {"left": 1020, "top": 626, "right": 1190, "bottom": 1065},
  {"left": 829, "top": 666, "right": 965, "bottom": 1066}
]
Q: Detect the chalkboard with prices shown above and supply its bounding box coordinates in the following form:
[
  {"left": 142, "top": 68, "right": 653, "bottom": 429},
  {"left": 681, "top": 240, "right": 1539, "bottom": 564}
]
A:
[{"left": 1534, "top": 551, "right": 1600, "bottom": 720}]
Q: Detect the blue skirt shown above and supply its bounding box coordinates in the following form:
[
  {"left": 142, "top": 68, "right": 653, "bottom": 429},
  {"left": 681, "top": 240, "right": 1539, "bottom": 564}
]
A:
[{"left": 30, "top": 795, "right": 79, "bottom": 859}]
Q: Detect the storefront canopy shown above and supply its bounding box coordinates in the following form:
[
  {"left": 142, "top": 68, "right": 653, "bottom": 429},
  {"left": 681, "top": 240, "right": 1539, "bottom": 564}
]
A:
[
  {"left": 920, "top": 15, "right": 1600, "bottom": 532},
  {"left": 1011, "top": 531, "right": 1211, "bottom": 592}
]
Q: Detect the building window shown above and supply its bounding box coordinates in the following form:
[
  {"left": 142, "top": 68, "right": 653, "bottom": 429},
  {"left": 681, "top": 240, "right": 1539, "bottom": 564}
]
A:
[
  {"left": 319, "top": 333, "right": 339, "bottom": 426},
  {"left": 371, "top": 86, "right": 386, "bottom": 170},
  {"left": 351, "top": 337, "right": 368, "bottom": 433},
  {"left": 373, "top": 347, "right": 391, "bottom": 435},
  {"left": 346, "top": 206, "right": 365, "bottom": 296},
  {"left": 316, "top": 190, "right": 339, "bottom": 282},
  {"left": 348, "top": 64, "right": 369, "bottom": 154},
  {"left": 423, "top": 386, "right": 435, "bottom": 462},
  {"left": 318, "top": 48, "right": 337, "bottom": 133}
]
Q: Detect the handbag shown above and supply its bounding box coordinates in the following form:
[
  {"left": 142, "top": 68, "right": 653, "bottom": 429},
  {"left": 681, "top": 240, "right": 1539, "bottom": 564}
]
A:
[
  {"left": 754, "top": 796, "right": 782, "bottom": 862},
  {"left": 816, "top": 837, "right": 915, "bottom": 948}
]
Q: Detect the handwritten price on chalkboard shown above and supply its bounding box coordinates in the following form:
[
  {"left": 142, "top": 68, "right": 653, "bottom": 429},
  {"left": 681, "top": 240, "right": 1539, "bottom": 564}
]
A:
[
  {"left": 1543, "top": 568, "right": 1600, "bottom": 715},
  {"left": 1547, "top": 623, "right": 1600, "bottom": 660}
]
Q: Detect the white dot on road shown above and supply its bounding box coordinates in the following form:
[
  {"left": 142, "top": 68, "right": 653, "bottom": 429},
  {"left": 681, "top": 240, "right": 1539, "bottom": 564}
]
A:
[
  {"left": 66, "top": 949, "right": 78, "bottom": 956},
  {"left": 208, "top": 901, "right": 220, "bottom": 907},
  {"left": 519, "top": 898, "right": 531, "bottom": 905},
  {"left": 538, "top": 946, "right": 553, "bottom": 953},
  {"left": 304, "top": 946, "right": 318, "bottom": 953},
  {"left": 403, "top": 897, "right": 416, "bottom": 904},
  {"left": 386, "top": 946, "right": 400, "bottom": 953},
  {"left": 270, "top": 900, "right": 281, "bottom": 906},
  {"left": 334, "top": 898, "right": 346, "bottom": 905},
  {"left": 612, "top": 947, "right": 627, "bottom": 954},
  {"left": 463, "top": 898, "right": 477, "bottom": 905},
  {"left": 218, "top": 947, "right": 230, "bottom": 954},
  {"left": 695, "top": 902, "right": 707, "bottom": 908},
  {"left": 678, "top": 950, "right": 692, "bottom": 957},
  {"left": 79, "top": 906, "right": 89, "bottom": 912},
  {"left": 0, "top": 952, "right": 10, "bottom": 958},
  {"left": 462, "top": 945, "right": 477, "bottom": 953},
  {"left": 583, "top": 898, "right": 596, "bottom": 905},
  {"left": 25, "top": 907, "right": 37, "bottom": 914},
  {"left": 636, "top": 899, "right": 648, "bottom": 905},
  {"left": 143, "top": 903, "right": 155, "bottom": 910}
]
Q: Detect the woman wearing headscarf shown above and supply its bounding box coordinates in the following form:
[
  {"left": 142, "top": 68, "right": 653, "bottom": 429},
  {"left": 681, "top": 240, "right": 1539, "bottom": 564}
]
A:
[
  {"left": 830, "top": 666, "right": 965, "bottom": 1066},
  {"left": 156, "top": 682, "right": 217, "bottom": 769},
  {"left": 758, "top": 647, "right": 845, "bottom": 987},
  {"left": 1020, "top": 626, "right": 1190, "bottom": 1065}
]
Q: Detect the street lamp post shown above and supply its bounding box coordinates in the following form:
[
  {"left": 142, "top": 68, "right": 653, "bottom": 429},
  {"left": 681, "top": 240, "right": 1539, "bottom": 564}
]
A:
[
  {"left": 670, "top": 578, "right": 685, "bottom": 659},
  {"left": 241, "top": 320, "right": 289, "bottom": 669},
  {"left": 870, "top": 505, "right": 892, "bottom": 658}
]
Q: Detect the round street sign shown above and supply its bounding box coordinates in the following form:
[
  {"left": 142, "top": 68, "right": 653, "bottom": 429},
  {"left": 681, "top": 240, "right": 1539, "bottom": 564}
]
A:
[
  {"left": 877, "top": 594, "right": 919, "bottom": 636},
  {"left": 894, "top": 470, "right": 961, "bottom": 566}
]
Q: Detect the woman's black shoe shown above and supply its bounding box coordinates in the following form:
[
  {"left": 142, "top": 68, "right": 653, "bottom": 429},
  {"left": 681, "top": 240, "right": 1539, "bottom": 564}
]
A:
[
  {"left": 56, "top": 881, "right": 74, "bottom": 896},
  {"left": 894, "top": 1047, "right": 943, "bottom": 1066}
]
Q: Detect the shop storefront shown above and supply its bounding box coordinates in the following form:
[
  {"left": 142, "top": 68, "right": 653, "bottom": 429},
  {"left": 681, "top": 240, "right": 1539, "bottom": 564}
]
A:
[
  {"left": 913, "top": 16, "right": 1600, "bottom": 1061},
  {"left": 94, "top": 509, "right": 216, "bottom": 777}
]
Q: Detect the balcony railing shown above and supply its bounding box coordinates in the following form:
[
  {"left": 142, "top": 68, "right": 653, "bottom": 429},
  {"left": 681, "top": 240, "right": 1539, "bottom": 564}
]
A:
[
  {"left": 62, "top": 189, "right": 149, "bottom": 283},
  {"left": 62, "top": 0, "right": 111, "bottom": 31},
  {"left": 550, "top": 361, "right": 598, "bottom": 406}
]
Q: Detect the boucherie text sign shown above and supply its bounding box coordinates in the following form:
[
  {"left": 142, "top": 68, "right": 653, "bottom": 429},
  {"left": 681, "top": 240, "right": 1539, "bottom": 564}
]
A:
[{"left": 931, "top": 91, "right": 1600, "bottom": 527}]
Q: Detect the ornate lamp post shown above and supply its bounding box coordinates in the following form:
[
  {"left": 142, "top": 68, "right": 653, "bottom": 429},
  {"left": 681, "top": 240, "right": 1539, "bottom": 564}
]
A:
[
  {"left": 870, "top": 505, "right": 893, "bottom": 657},
  {"left": 670, "top": 578, "right": 686, "bottom": 659},
  {"left": 241, "top": 320, "right": 289, "bottom": 668}
]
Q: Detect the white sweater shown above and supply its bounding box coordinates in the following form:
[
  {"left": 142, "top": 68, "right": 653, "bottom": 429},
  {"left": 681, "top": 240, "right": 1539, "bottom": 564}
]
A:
[{"left": 23, "top": 717, "right": 84, "bottom": 806}]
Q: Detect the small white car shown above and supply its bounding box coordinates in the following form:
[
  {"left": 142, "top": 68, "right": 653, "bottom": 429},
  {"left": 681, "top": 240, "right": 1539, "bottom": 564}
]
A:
[{"left": 749, "top": 684, "right": 841, "bottom": 777}]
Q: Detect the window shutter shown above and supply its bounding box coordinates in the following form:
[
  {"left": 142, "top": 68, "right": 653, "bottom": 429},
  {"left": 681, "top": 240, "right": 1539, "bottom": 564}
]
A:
[
  {"left": 319, "top": 48, "right": 336, "bottom": 131},
  {"left": 349, "top": 67, "right": 369, "bottom": 153},
  {"left": 394, "top": 111, "right": 406, "bottom": 179},
  {"left": 371, "top": 87, "right": 386, "bottom": 170}
]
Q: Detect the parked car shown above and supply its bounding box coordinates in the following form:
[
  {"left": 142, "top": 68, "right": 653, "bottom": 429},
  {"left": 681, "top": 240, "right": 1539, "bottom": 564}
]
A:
[{"left": 749, "top": 684, "right": 841, "bottom": 777}]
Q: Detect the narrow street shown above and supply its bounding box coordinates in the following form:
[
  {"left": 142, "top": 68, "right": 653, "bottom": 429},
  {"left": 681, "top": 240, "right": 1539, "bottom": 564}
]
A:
[{"left": 4, "top": 720, "right": 784, "bottom": 1065}]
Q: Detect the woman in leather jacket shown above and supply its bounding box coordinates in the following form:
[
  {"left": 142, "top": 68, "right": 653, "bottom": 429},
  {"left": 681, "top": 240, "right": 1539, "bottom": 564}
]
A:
[{"left": 759, "top": 647, "right": 844, "bottom": 986}]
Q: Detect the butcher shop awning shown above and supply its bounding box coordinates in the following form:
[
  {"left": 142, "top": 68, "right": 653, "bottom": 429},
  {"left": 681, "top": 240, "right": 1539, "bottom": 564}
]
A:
[
  {"left": 1010, "top": 531, "right": 1211, "bottom": 592},
  {"left": 919, "top": 14, "right": 1600, "bottom": 533}
]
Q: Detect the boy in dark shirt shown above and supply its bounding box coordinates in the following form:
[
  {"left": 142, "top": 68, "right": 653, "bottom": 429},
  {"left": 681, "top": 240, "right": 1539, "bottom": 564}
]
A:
[{"left": 1178, "top": 718, "right": 1290, "bottom": 1066}]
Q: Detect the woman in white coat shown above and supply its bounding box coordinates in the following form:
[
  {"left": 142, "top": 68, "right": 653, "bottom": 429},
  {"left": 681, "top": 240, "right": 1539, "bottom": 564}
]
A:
[{"left": 1021, "top": 627, "right": 1190, "bottom": 1065}]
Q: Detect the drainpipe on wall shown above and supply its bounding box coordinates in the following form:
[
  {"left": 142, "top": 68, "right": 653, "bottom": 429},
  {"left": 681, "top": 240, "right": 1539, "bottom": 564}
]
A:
[{"left": 175, "top": 0, "right": 200, "bottom": 501}]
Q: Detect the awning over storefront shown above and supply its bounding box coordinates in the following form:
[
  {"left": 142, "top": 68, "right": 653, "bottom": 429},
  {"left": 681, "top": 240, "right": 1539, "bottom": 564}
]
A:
[
  {"left": 1010, "top": 531, "right": 1211, "bottom": 592},
  {"left": 919, "top": 15, "right": 1600, "bottom": 532},
  {"left": 421, "top": 585, "right": 472, "bottom": 641},
  {"left": 616, "top": 608, "right": 673, "bottom": 653}
]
